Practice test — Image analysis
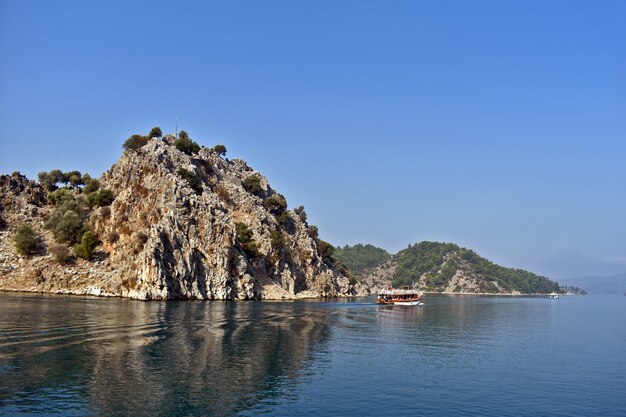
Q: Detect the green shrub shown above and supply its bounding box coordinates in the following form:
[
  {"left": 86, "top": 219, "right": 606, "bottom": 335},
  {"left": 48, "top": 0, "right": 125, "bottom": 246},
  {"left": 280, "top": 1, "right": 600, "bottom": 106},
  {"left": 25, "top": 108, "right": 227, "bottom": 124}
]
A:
[
  {"left": 294, "top": 205, "right": 307, "bottom": 223},
  {"left": 316, "top": 239, "right": 335, "bottom": 265},
  {"left": 175, "top": 131, "right": 201, "bottom": 155},
  {"left": 45, "top": 196, "right": 86, "bottom": 244},
  {"left": 264, "top": 194, "right": 287, "bottom": 215},
  {"left": 48, "top": 189, "right": 75, "bottom": 205},
  {"left": 123, "top": 134, "right": 148, "bottom": 151},
  {"left": 177, "top": 168, "right": 203, "bottom": 195},
  {"left": 307, "top": 225, "right": 319, "bottom": 240},
  {"left": 87, "top": 189, "right": 114, "bottom": 207},
  {"left": 74, "top": 231, "right": 99, "bottom": 260},
  {"left": 14, "top": 224, "right": 38, "bottom": 256},
  {"left": 149, "top": 126, "right": 163, "bottom": 138},
  {"left": 82, "top": 175, "right": 100, "bottom": 194},
  {"left": 54, "top": 211, "right": 84, "bottom": 243},
  {"left": 277, "top": 211, "right": 294, "bottom": 231},
  {"left": 270, "top": 229, "right": 284, "bottom": 249},
  {"left": 242, "top": 174, "right": 263, "bottom": 196},
  {"left": 213, "top": 144, "right": 227, "bottom": 156},
  {"left": 235, "top": 222, "right": 261, "bottom": 258}
]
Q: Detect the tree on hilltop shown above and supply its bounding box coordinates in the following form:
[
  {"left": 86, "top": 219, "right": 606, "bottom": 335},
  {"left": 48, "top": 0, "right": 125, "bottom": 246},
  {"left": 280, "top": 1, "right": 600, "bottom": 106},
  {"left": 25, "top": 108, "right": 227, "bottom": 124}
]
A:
[
  {"left": 149, "top": 126, "right": 162, "bottom": 138},
  {"left": 123, "top": 134, "right": 149, "bottom": 151},
  {"left": 38, "top": 169, "right": 65, "bottom": 191},
  {"left": 175, "top": 131, "right": 201, "bottom": 155},
  {"left": 213, "top": 144, "right": 227, "bottom": 157}
]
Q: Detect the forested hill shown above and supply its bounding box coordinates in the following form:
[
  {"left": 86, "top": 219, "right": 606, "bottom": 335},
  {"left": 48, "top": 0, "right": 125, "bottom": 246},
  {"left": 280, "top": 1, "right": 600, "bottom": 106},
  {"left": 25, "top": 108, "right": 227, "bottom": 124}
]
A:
[
  {"left": 393, "top": 242, "right": 560, "bottom": 294},
  {"left": 338, "top": 242, "right": 562, "bottom": 294},
  {"left": 333, "top": 244, "right": 389, "bottom": 275}
]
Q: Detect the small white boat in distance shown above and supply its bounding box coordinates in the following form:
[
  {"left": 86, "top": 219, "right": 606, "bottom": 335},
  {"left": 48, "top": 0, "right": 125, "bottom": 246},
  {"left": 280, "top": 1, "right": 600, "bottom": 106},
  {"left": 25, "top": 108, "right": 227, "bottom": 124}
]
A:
[{"left": 549, "top": 293, "right": 559, "bottom": 299}]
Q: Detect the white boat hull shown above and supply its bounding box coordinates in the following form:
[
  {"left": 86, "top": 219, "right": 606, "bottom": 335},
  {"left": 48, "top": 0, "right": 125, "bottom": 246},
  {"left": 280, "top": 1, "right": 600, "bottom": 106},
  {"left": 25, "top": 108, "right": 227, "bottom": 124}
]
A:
[{"left": 393, "top": 301, "right": 423, "bottom": 306}]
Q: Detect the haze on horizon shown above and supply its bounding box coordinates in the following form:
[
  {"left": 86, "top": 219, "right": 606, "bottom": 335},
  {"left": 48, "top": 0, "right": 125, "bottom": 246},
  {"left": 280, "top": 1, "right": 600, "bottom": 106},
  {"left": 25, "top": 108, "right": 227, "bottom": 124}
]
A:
[{"left": 1, "top": 1, "right": 624, "bottom": 280}]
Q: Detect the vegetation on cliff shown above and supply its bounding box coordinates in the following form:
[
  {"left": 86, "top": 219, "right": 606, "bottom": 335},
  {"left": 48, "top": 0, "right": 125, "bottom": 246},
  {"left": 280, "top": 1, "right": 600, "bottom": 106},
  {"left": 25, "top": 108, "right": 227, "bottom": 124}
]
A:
[{"left": 13, "top": 224, "right": 39, "bottom": 256}]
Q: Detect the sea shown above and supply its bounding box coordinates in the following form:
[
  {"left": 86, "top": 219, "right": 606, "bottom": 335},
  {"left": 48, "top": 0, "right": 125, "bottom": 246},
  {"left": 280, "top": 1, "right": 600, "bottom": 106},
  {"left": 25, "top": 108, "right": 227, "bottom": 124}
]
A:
[{"left": 0, "top": 293, "right": 624, "bottom": 417}]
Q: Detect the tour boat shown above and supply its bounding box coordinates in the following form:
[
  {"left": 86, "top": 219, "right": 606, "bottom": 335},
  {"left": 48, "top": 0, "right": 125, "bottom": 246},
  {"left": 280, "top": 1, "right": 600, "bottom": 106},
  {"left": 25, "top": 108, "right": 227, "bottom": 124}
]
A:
[
  {"left": 549, "top": 293, "right": 559, "bottom": 299},
  {"left": 377, "top": 286, "right": 423, "bottom": 305}
]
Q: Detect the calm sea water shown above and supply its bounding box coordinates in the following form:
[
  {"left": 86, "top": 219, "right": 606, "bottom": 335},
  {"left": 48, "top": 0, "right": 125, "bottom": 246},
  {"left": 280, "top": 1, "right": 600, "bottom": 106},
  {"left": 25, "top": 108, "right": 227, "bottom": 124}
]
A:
[{"left": 0, "top": 293, "right": 624, "bottom": 417}]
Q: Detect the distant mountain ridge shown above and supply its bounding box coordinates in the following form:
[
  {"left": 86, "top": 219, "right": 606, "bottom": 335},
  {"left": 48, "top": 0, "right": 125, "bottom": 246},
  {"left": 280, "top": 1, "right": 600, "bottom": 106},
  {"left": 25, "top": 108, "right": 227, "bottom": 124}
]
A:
[
  {"left": 337, "top": 242, "right": 562, "bottom": 295},
  {"left": 559, "top": 273, "right": 626, "bottom": 295}
]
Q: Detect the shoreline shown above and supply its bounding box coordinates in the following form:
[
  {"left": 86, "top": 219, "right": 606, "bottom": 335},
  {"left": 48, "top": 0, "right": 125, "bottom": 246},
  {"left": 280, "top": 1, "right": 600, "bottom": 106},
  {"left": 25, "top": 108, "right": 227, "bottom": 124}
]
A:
[{"left": 0, "top": 287, "right": 582, "bottom": 301}]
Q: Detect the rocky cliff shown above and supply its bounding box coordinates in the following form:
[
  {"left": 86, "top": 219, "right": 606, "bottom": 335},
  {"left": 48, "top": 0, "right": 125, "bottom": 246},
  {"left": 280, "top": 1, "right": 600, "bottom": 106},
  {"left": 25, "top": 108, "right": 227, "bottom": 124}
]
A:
[{"left": 0, "top": 135, "right": 353, "bottom": 300}]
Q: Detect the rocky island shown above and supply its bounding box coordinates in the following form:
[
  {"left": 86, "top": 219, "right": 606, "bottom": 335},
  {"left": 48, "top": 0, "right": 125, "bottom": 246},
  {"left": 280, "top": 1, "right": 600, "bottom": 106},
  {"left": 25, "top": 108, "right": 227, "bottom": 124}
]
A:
[
  {"left": 0, "top": 130, "right": 353, "bottom": 300},
  {"left": 0, "top": 129, "right": 570, "bottom": 300}
]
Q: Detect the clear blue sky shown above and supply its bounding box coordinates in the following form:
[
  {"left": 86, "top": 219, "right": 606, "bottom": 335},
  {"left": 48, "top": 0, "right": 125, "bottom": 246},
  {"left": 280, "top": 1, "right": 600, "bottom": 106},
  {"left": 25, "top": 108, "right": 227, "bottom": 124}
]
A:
[{"left": 1, "top": 0, "right": 625, "bottom": 279}]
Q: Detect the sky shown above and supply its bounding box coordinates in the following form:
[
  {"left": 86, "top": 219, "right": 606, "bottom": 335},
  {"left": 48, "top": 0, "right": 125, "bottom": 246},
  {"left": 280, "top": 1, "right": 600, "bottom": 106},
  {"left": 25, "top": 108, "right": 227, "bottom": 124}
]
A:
[{"left": 1, "top": 0, "right": 625, "bottom": 280}]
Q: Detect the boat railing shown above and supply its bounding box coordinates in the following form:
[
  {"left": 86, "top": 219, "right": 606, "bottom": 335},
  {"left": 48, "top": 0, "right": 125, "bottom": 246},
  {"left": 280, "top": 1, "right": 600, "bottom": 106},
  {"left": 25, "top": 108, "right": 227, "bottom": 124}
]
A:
[{"left": 378, "top": 288, "right": 422, "bottom": 296}]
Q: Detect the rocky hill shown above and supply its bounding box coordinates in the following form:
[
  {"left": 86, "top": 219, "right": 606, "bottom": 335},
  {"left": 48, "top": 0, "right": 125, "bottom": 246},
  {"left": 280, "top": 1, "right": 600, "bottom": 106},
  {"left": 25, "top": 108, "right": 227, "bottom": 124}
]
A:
[
  {"left": 0, "top": 133, "right": 353, "bottom": 300},
  {"left": 341, "top": 242, "right": 562, "bottom": 295}
]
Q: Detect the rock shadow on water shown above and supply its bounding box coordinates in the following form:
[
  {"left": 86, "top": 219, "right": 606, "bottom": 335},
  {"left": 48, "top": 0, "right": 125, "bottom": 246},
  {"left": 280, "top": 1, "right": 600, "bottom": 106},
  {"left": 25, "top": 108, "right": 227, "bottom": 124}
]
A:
[{"left": 0, "top": 294, "right": 333, "bottom": 417}]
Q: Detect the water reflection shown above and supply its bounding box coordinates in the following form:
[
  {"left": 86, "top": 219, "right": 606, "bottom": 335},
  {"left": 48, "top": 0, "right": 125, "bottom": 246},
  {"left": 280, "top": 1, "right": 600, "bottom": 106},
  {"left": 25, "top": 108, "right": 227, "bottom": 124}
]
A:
[
  {"left": 0, "top": 294, "right": 332, "bottom": 417},
  {"left": 4, "top": 294, "right": 623, "bottom": 417}
]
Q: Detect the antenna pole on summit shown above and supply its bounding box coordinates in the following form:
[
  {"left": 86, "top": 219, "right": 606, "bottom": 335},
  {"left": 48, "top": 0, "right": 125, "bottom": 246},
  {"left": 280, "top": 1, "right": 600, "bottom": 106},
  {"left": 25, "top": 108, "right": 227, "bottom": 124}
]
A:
[{"left": 175, "top": 116, "right": 178, "bottom": 138}]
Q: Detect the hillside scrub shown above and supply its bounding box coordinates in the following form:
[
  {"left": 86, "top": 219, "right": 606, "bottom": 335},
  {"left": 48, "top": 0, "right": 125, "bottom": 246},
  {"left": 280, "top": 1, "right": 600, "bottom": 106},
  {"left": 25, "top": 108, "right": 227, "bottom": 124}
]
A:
[
  {"left": 177, "top": 169, "right": 203, "bottom": 195},
  {"left": 45, "top": 195, "right": 88, "bottom": 244},
  {"left": 14, "top": 224, "right": 39, "bottom": 256},
  {"left": 264, "top": 194, "right": 287, "bottom": 215},
  {"left": 87, "top": 189, "right": 114, "bottom": 207},
  {"left": 50, "top": 244, "right": 70, "bottom": 264},
  {"left": 74, "top": 231, "right": 99, "bottom": 260},
  {"left": 235, "top": 222, "right": 260, "bottom": 258},
  {"left": 242, "top": 174, "right": 263, "bottom": 196}
]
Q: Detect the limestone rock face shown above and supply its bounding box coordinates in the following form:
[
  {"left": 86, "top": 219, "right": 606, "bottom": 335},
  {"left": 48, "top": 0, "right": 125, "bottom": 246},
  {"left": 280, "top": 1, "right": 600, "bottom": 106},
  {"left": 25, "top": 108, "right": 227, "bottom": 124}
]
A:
[
  {"left": 354, "top": 256, "right": 397, "bottom": 295},
  {"left": 0, "top": 137, "right": 353, "bottom": 300},
  {"left": 0, "top": 172, "right": 47, "bottom": 221}
]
